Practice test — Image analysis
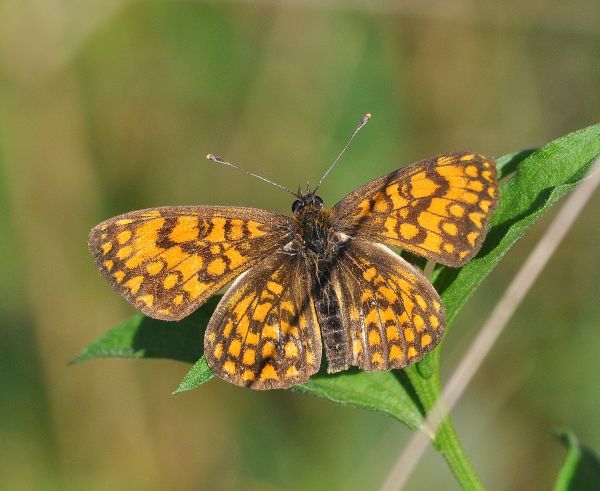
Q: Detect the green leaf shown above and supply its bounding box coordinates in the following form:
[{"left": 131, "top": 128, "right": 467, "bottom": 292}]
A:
[
  {"left": 553, "top": 429, "right": 600, "bottom": 491},
  {"left": 173, "top": 356, "right": 214, "bottom": 393},
  {"left": 74, "top": 296, "right": 221, "bottom": 364}
]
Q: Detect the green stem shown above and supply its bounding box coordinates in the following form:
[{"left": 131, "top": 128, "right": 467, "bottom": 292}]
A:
[{"left": 405, "top": 358, "right": 484, "bottom": 491}]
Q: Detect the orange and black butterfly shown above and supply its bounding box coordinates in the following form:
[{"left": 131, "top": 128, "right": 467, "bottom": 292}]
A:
[{"left": 89, "top": 115, "right": 498, "bottom": 389}]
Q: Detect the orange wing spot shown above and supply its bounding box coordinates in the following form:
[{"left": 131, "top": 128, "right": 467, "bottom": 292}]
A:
[
  {"left": 420, "top": 231, "right": 442, "bottom": 253},
  {"left": 368, "top": 329, "right": 381, "bottom": 346},
  {"left": 371, "top": 353, "right": 384, "bottom": 365},
  {"left": 361, "top": 289, "right": 374, "bottom": 302},
  {"left": 234, "top": 316, "right": 249, "bottom": 338},
  {"left": 354, "top": 199, "right": 372, "bottom": 219},
  {"left": 116, "top": 245, "right": 133, "bottom": 260},
  {"left": 285, "top": 341, "right": 299, "bottom": 358},
  {"left": 262, "top": 342, "right": 276, "bottom": 358},
  {"left": 373, "top": 193, "right": 389, "bottom": 213},
  {"left": 137, "top": 294, "right": 154, "bottom": 307},
  {"left": 252, "top": 302, "right": 272, "bottom": 322},
  {"left": 380, "top": 307, "right": 396, "bottom": 324},
  {"left": 433, "top": 300, "right": 441, "bottom": 311},
  {"left": 444, "top": 243, "right": 455, "bottom": 253},
  {"left": 113, "top": 271, "right": 125, "bottom": 283},
  {"left": 162, "top": 246, "right": 188, "bottom": 269},
  {"left": 487, "top": 187, "right": 496, "bottom": 198},
  {"left": 421, "top": 334, "right": 433, "bottom": 348},
  {"left": 467, "top": 231, "right": 480, "bottom": 246},
  {"left": 465, "top": 165, "right": 479, "bottom": 177},
  {"left": 247, "top": 221, "right": 267, "bottom": 238},
  {"left": 459, "top": 250, "right": 469, "bottom": 259},
  {"left": 385, "top": 184, "right": 408, "bottom": 209},
  {"left": 117, "top": 230, "right": 132, "bottom": 244},
  {"left": 262, "top": 323, "right": 278, "bottom": 339},
  {"left": 207, "top": 258, "right": 226, "bottom": 276},
  {"left": 413, "top": 314, "right": 426, "bottom": 332},
  {"left": 243, "top": 349, "right": 256, "bottom": 365},
  {"left": 213, "top": 343, "right": 223, "bottom": 359},
  {"left": 246, "top": 331, "right": 259, "bottom": 345},
  {"left": 481, "top": 170, "right": 494, "bottom": 183},
  {"left": 306, "top": 351, "right": 315, "bottom": 365},
  {"left": 285, "top": 366, "right": 299, "bottom": 378},
  {"left": 383, "top": 217, "right": 399, "bottom": 239},
  {"left": 363, "top": 267, "right": 377, "bottom": 282},
  {"left": 467, "top": 180, "right": 484, "bottom": 192},
  {"left": 401, "top": 293, "right": 415, "bottom": 317},
  {"left": 429, "top": 314, "right": 440, "bottom": 329},
  {"left": 207, "top": 332, "right": 216, "bottom": 342},
  {"left": 414, "top": 294, "right": 428, "bottom": 311},
  {"left": 365, "top": 309, "right": 379, "bottom": 326},
  {"left": 449, "top": 204, "right": 465, "bottom": 217},
  {"left": 163, "top": 274, "right": 178, "bottom": 290},
  {"left": 460, "top": 154, "right": 475, "bottom": 161},
  {"left": 399, "top": 223, "right": 419, "bottom": 240},
  {"left": 134, "top": 218, "right": 165, "bottom": 239},
  {"left": 461, "top": 192, "right": 478, "bottom": 204},
  {"left": 479, "top": 200, "right": 492, "bottom": 212},
  {"left": 404, "top": 327, "right": 415, "bottom": 342},
  {"left": 146, "top": 261, "right": 164, "bottom": 275},
  {"left": 352, "top": 339, "right": 363, "bottom": 356},
  {"left": 242, "top": 370, "right": 255, "bottom": 381},
  {"left": 125, "top": 244, "right": 164, "bottom": 270},
  {"left": 410, "top": 178, "right": 440, "bottom": 198},
  {"left": 173, "top": 294, "right": 184, "bottom": 306},
  {"left": 417, "top": 211, "right": 443, "bottom": 233},
  {"left": 446, "top": 176, "right": 468, "bottom": 189},
  {"left": 223, "top": 321, "right": 234, "bottom": 338},
  {"left": 174, "top": 254, "right": 204, "bottom": 281},
  {"left": 103, "top": 260, "right": 114, "bottom": 271},
  {"left": 442, "top": 222, "right": 458, "bottom": 236},
  {"left": 159, "top": 308, "right": 171, "bottom": 317},
  {"left": 386, "top": 326, "right": 400, "bottom": 341},
  {"left": 389, "top": 346, "right": 403, "bottom": 361},
  {"left": 267, "top": 281, "right": 283, "bottom": 295},
  {"left": 209, "top": 245, "right": 221, "bottom": 255},
  {"left": 469, "top": 212, "right": 484, "bottom": 228},
  {"left": 182, "top": 276, "right": 209, "bottom": 300},
  {"left": 124, "top": 275, "right": 143, "bottom": 294},
  {"left": 407, "top": 346, "right": 418, "bottom": 359},
  {"left": 116, "top": 218, "right": 134, "bottom": 226},
  {"left": 378, "top": 285, "right": 398, "bottom": 303},
  {"left": 170, "top": 217, "right": 199, "bottom": 243},
  {"left": 205, "top": 218, "right": 226, "bottom": 242},
  {"left": 428, "top": 197, "right": 451, "bottom": 217},
  {"left": 233, "top": 293, "right": 256, "bottom": 320},
  {"left": 228, "top": 219, "right": 244, "bottom": 240},
  {"left": 224, "top": 248, "right": 246, "bottom": 269},
  {"left": 260, "top": 364, "right": 278, "bottom": 381},
  {"left": 228, "top": 339, "right": 241, "bottom": 357},
  {"left": 223, "top": 360, "right": 236, "bottom": 375},
  {"left": 437, "top": 164, "right": 464, "bottom": 177},
  {"left": 280, "top": 301, "right": 295, "bottom": 314}
]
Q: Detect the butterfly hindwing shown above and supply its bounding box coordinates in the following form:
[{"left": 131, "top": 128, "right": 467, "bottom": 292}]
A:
[
  {"left": 88, "top": 206, "right": 290, "bottom": 321},
  {"left": 323, "top": 239, "right": 444, "bottom": 371},
  {"left": 204, "top": 253, "right": 322, "bottom": 389},
  {"left": 331, "top": 153, "right": 498, "bottom": 267}
]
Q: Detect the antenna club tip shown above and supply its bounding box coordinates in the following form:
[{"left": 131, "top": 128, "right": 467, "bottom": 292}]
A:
[
  {"left": 365, "top": 113, "right": 372, "bottom": 119},
  {"left": 206, "top": 153, "right": 214, "bottom": 160}
]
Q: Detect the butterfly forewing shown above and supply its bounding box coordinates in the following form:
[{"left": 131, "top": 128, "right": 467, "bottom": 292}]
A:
[
  {"left": 329, "top": 240, "right": 444, "bottom": 370},
  {"left": 88, "top": 206, "right": 290, "bottom": 321},
  {"left": 204, "top": 253, "right": 322, "bottom": 389},
  {"left": 332, "top": 153, "right": 498, "bottom": 267}
]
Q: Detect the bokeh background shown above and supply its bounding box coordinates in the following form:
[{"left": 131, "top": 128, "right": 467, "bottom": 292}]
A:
[{"left": 1, "top": 1, "right": 599, "bottom": 490}]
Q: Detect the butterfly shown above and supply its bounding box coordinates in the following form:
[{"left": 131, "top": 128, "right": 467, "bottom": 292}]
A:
[{"left": 89, "top": 114, "right": 498, "bottom": 389}]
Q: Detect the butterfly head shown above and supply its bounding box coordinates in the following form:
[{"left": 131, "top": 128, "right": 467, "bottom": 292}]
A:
[{"left": 291, "top": 192, "right": 324, "bottom": 214}]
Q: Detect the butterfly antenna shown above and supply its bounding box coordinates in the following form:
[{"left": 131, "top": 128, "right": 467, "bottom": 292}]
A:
[
  {"left": 206, "top": 153, "right": 299, "bottom": 197},
  {"left": 313, "top": 113, "right": 371, "bottom": 193}
]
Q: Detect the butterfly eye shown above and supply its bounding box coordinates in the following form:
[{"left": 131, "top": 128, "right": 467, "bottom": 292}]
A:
[
  {"left": 292, "top": 199, "right": 304, "bottom": 213},
  {"left": 313, "top": 195, "right": 324, "bottom": 208}
]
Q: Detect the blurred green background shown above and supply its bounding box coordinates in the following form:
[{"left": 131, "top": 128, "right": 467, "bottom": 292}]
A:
[{"left": 1, "top": 1, "right": 599, "bottom": 490}]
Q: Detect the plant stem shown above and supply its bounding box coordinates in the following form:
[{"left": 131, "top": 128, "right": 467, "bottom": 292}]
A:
[{"left": 405, "top": 359, "right": 485, "bottom": 491}]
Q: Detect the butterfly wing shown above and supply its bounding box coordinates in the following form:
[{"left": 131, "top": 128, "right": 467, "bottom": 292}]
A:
[
  {"left": 89, "top": 206, "right": 290, "bottom": 321},
  {"left": 326, "top": 239, "right": 444, "bottom": 371},
  {"left": 204, "top": 252, "right": 322, "bottom": 389},
  {"left": 331, "top": 153, "right": 498, "bottom": 267}
]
